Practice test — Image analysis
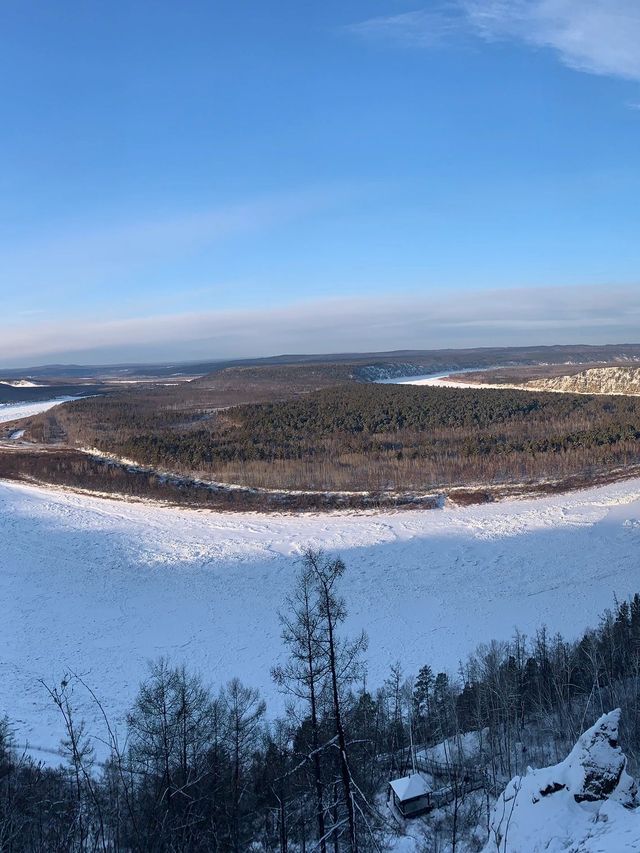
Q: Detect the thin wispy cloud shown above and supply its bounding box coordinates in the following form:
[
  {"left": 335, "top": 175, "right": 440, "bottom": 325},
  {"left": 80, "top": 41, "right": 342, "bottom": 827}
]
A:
[
  {"left": 344, "top": 7, "right": 464, "bottom": 48},
  {"left": 2, "top": 285, "right": 640, "bottom": 367},
  {"left": 465, "top": 0, "right": 640, "bottom": 81},
  {"left": 348, "top": 1, "right": 640, "bottom": 81}
]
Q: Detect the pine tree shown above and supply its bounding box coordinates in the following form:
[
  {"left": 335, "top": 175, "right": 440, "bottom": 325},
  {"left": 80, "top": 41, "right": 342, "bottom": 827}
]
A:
[{"left": 413, "top": 664, "right": 434, "bottom": 718}]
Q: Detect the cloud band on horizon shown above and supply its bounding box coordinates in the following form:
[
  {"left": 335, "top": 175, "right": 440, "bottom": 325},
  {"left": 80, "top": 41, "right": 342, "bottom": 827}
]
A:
[{"left": 2, "top": 285, "right": 639, "bottom": 368}]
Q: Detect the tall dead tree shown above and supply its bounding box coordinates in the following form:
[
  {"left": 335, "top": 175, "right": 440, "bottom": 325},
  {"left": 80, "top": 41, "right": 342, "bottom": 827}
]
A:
[
  {"left": 305, "top": 549, "right": 368, "bottom": 853},
  {"left": 273, "top": 563, "right": 331, "bottom": 853}
]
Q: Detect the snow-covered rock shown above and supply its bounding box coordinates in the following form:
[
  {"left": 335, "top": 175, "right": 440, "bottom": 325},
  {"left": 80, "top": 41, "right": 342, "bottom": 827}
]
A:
[{"left": 482, "top": 710, "right": 639, "bottom": 852}]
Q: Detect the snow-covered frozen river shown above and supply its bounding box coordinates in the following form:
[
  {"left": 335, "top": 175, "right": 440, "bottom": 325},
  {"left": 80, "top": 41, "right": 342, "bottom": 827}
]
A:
[
  {"left": 0, "top": 396, "right": 77, "bottom": 424},
  {"left": 378, "top": 366, "right": 521, "bottom": 390},
  {"left": 2, "top": 475, "right": 640, "bottom": 760}
]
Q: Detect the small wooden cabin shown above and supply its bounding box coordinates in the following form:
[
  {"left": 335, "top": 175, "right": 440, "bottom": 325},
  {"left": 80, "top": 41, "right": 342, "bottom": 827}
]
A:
[{"left": 388, "top": 773, "right": 433, "bottom": 818}]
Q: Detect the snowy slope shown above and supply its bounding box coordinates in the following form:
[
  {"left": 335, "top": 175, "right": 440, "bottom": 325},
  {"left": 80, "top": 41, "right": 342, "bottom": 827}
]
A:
[
  {"left": 0, "top": 380, "right": 46, "bottom": 388},
  {"left": 483, "top": 710, "right": 640, "bottom": 852},
  {"left": 3, "top": 477, "right": 640, "bottom": 760}
]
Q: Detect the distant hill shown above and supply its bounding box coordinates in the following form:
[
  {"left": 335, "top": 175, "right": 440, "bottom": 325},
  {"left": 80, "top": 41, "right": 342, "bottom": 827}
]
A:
[{"left": 4, "top": 342, "right": 640, "bottom": 382}]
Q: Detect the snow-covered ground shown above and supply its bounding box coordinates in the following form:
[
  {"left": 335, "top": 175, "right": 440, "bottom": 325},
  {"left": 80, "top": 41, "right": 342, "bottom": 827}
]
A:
[
  {"left": 394, "top": 374, "right": 512, "bottom": 389},
  {"left": 483, "top": 710, "right": 640, "bottom": 852},
  {"left": 376, "top": 366, "right": 514, "bottom": 389},
  {"left": 0, "top": 396, "right": 77, "bottom": 424},
  {"left": 0, "top": 380, "right": 46, "bottom": 388},
  {"left": 3, "top": 476, "right": 640, "bottom": 760},
  {"left": 380, "top": 369, "right": 525, "bottom": 391},
  {"left": 377, "top": 368, "right": 496, "bottom": 388}
]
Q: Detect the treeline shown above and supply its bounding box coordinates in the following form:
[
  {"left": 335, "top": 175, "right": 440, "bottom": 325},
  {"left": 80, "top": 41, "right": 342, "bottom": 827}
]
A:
[
  {"left": 0, "top": 449, "right": 439, "bottom": 512},
  {"left": 2, "top": 552, "right": 640, "bottom": 852},
  {"left": 60, "top": 384, "right": 640, "bottom": 492},
  {"left": 18, "top": 369, "right": 640, "bottom": 496}
]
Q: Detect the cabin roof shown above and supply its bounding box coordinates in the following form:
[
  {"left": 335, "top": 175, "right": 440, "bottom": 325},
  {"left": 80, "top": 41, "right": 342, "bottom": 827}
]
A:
[{"left": 389, "top": 773, "right": 432, "bottom": 801}]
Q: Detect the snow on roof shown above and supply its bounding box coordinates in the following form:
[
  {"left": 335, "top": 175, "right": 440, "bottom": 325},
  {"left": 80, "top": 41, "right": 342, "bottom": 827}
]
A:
[{"left": 389, "top": 773, "right": 432, "bottom": 801}]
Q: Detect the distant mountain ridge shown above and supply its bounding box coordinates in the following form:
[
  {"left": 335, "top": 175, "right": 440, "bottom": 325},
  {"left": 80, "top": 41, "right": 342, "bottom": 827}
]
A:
[{"left": 4, "top": 343, "right": 640, "bottom": 381}]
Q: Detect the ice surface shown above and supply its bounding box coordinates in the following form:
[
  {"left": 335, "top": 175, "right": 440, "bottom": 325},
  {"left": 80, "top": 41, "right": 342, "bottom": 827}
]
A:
[
  {"left": 3, "top": 475, "right": 640, "bottom": 761},
  {"left": 0, "top": 396, "right": 76, "bottom": 424}
]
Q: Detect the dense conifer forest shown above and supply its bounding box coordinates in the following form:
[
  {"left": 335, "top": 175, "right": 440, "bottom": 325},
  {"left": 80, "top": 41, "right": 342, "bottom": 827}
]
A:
[{"left": 23, "top": 383, "right": 640, "bottom": 494}]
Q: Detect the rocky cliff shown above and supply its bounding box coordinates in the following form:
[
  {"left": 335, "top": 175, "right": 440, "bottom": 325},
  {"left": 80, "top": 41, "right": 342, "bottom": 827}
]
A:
[
  {"left": 482, "top": 710, "right": 639, "bottom": 852},
  {"left": 527, "top": 366, "right": 640, "bottom": 395}
]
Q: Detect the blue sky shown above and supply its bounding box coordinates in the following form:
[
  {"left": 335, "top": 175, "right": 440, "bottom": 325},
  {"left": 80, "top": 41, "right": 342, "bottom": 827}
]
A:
[{"left": 1, "top": 1, "right": 640, "bottom": 365}]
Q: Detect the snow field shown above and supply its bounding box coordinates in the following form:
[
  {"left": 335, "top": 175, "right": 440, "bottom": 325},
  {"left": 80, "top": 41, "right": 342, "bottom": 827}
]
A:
[
  {"left": 0, "top": 396, "right": 77, "bottom": 424},
  {"left": 3, "top": 476, "right": 640, "bottom": 760}
]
